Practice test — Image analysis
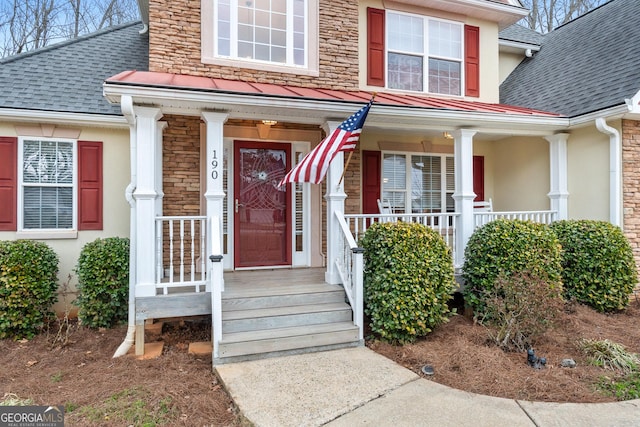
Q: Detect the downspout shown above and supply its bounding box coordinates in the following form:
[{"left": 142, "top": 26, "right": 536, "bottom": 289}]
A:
[
  {"left": 113, "top": 95, "right": 138, "bottom": 357},
  {"left": 595, "top": 117, "right": 622, "bottom": 227}
]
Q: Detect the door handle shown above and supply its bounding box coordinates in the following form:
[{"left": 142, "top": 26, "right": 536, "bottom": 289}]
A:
[{"left": 235, "top": 199, "right": 244, "bottom": 213}]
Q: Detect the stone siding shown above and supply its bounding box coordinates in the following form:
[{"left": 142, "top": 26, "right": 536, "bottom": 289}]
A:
[
  {"left": 622, "top": 120, "right": 640, "bottom": 282},
  {"left": 148, "top": 0, "right": 359, "bottom": 90},
  {"left": 162, "top": 115, "right": 202, "bottom": 217}
]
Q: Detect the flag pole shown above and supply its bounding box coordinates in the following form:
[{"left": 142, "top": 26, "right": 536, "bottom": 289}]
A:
[{"left": 337, "top": 93, "right": 376, "bottom": 186}]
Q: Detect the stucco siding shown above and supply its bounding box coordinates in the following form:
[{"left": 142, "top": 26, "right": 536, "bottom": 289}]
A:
[
  {"left": 492, "top": 136, "right": 549, "bottom": 211},
  {"left": 499, "top": 51, "right": 525, "bottom": 85},
  {"left": 567, "top": 124, "right": 610, "bottom": 221},
  {"left": 0, "top": 122, "right": 130, "bottom": 313}
]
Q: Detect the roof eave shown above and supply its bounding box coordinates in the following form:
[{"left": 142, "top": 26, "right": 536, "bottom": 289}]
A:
[
  {"left": 0, "top": 107, "right": 128, "bottom": 128},
  {"left": 103, "top": 81, "right": 569, "bottom": 135},
  {"left": 388, "top": 0, "right": 529, "bottom": 29}
]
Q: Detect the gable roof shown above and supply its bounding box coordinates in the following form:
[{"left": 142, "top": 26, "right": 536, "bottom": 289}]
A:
[
  {"left": 0, "top": 21, "right": 148, "bottom": 116},
  {"left": 500, "top": 0, "right": 640, "bottom": 118}
]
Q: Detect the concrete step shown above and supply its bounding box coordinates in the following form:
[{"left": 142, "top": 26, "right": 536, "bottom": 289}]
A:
[
  {"left": 222, "top": 302, "right": 353, "bottom": 333},
  {"left": 217, "top": 322, "right": 360, "bottom": 361}
]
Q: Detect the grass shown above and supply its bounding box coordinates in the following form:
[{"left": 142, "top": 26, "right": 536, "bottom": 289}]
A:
[
  {"left": 578, "top": 338, "right": 640, "bottom": 400},
  {"left": 72, "top": 387, "right": 177, "bottom": 426},
  {"left": 50, "top": 371, "right": 63, "bottom": 383},
  {"left": 597, "top": 373, "right": 640, "bottom": 401},
  {"left": 0, "top": 393, "right": 34, "bottom": 406},
  {"left": 578, "top": 338, "right": 640, "bottom": 374}
]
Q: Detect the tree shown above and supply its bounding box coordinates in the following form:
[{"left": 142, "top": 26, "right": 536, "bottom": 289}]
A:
[
  {"left": 0, "top": 0, "right": 138, "bottom": 58},
  {"left": 521, "top": 0, "right": 608, "bottom": 33}
]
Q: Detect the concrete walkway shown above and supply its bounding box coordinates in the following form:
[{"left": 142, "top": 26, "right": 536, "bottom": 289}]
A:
[{"left": 215, "top": 347, "right": 640, "bottom": 427}]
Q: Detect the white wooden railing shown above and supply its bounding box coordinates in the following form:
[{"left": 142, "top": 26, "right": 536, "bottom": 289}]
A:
[
  {"left": 209, "top": 216, "right": 224, "bottom": 361},
  {"left": 343, "top": 212, "right": 459, "bottom": 255},
  {"left": 335, "top": 211, "right": 364, "bottom": 340},
  {"left": 155, "top": 216, "right": 207, "bottom": 294},
  {"left": 474, "top": 210, "right": 558, "bottom": 228}
]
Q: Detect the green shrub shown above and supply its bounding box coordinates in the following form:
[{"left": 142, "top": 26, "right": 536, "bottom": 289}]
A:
[
  {"left": 76, "top": 237, "right": 130, "bottom": 328},
  {"left": 0, "top": 240, "right": 59, "bottom": 339},
  {"left": 550, "top": 220, "right": 637, "bottom": 312},
  {"left": 361, "top": 222, "right": 455, "bottom": 344},
  {"left": 480, "top": 271, "right": 564, "bottom": 351},
  {"left": 462, "top": 219, "right": 563, "bottom": 318}
]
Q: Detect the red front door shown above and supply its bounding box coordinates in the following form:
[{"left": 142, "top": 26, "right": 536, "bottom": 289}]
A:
[{"left": 234, "top": 141, "right": 291, "bottom": 268}]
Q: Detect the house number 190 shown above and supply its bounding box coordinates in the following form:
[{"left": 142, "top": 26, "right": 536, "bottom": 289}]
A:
[{"left": 211, "top": 150, "right": 219, "bottom": 180}]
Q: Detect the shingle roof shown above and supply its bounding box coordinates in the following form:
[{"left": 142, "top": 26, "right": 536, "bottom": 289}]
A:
[
  {"left": 0, "top": 21, "right": 148, "bottom": 116},
  {"left": 500, "top": 0, "right": 640, "bottom": 117},
  {"left": 499, "top": 24, "right": 542, "bottom": 46}
]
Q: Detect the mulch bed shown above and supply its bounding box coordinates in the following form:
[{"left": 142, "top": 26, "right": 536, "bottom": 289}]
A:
[
  {"left": 0, "top": 319, "right": 244, "bottom": 426},
  {"left": 368, "top": 298, "right": 640, "bottom": 403},
  {"left": 2, "top": 298, "right": 638, "bottom": 426}
]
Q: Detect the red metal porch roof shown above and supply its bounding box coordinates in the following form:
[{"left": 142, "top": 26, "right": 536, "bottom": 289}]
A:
[{"left": 106, "top": 70, "right": 561, "bottom": 117}]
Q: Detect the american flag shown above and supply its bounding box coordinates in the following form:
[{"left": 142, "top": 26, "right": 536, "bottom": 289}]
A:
[{"left": 279, "top": 98, "right": 374, "bottom": 186}]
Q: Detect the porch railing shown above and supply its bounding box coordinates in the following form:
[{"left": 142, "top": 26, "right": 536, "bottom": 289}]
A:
[
  {"left": 335, "top": 211, "right": 364, "bottom": 340},
  {"left": 155, "top": 215, "right": 207, "bottom": 294},
  {"left": 474, "top": 210, "right": 558, "bottom": 229},
  {"left": 343, "top": 212, "right": 459, "bottom": 254}
]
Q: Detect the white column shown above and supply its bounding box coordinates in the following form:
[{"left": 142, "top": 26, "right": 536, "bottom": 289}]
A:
[
  {"left": 133, "top": 106, "right": 163, "bottom": 297},
  {"left": 202, "top": 112, "right": 229, "bottom": 285},
  {"left": 323, "top": 120, "right": 344, "bottom": 284},
  {"left": 545, "top": 133, "right": 570, "bottom": 220},
  {"left": 452, "top": 129, "right": 477, "bottom": 267},
  {"left": 155, "top": 121, "right": 167, "bottom": 215}
]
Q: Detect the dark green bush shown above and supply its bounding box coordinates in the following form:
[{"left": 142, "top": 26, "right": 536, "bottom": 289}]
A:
[
  {"left": 550, "top": 220, "right": 637, "bottom": 312},
  {"left": 361, "top": 221, "right": 455, "bottom": 344},
  {"left": 462, "top": 219, "right": 563, "bottom": 318},
  {"left": 0, "top": 240, "right": 59, "bottom": 339},
  {"left": 76, "top": 237, "right": 130, "bottom": 328}
]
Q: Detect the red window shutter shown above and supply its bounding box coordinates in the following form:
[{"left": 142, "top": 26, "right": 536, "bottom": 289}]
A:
[
  {"left": 473, "top": 155, "right": 484, "bottom": 201},
  {"left": 367, "top": 8, "right": 385, "bottom": 87},
  {"left": 465, "top": 25, "right": 480, "bottom": 98},
  {"left": 0, "top": 137, "right": 17, "bottom": 231},
  {"left": 362, "top": 150, "right": 381, "bottom": 214},
  {"left": 78, "top": 141, "right": 103, "bottom": 230}
]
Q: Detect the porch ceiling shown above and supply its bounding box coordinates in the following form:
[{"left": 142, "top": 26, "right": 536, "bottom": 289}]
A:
[{"left": 104, "top": 71, "right": 569, "bottom": 139}]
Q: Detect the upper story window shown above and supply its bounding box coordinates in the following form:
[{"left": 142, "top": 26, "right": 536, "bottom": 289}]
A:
[
  {"left": 367, "top": 8, "right": 479, "bottom": 97},
  {"left": 19, "top": 138, "right": 76, "bottom": 230},
  {"left": 204, "top": 0, "right": 318, "bottom": 73},
  {"left": 387, "top": 12, "right": 462, "bottom": 95},
  {"left": 217, "top": 0, "right": 305, "bottom": 66}
]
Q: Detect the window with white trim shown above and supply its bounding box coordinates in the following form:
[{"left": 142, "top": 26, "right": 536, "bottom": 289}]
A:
[
  {"left": 381, "top": 152, "right": 454, "bottom": 213},
  {"left": 19, "top": 138, "right": 76, "bottom": 230},
  {"left": 216, "top": 0, "right": 308, "bottom": 67},
  {"left": 387, "top": 11, "right": 463, "bottom": 95}
]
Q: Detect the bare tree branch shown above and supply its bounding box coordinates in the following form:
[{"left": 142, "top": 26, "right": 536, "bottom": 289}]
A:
[
  {"left": 520, "top": 0, "right": 606, "bottom": 33},
  {"left": 0, "top": 0, "right": 138, "bottom": 58}
]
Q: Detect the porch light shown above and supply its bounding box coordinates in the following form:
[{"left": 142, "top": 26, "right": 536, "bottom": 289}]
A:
[
  {"left": 257, "top": 120, "right": 278, "bottom": 139},
  {"left": 443, "top": 132, "right": 453, "bottom": 140}
]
